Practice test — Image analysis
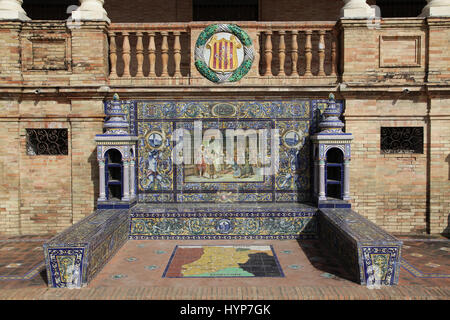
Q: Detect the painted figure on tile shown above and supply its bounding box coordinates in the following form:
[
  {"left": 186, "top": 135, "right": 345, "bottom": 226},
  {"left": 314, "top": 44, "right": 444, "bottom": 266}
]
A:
[
  {"left": 195, "top": 145, "right": 207, "bottom": 177},
  {"left": 239, "top": 148, "right": 255, "bottom": 179},
  {"left": 142, "top": 150, "right": 170, "bottom": 190},
  {"left": 184, "top": 128, "right": 265, "bottom": 183},
  {"left": 205, "top": 136, "right": 223, "bottom": 179},
  {"left": 146, "top": 150, "right": 159, "bottom": 182}
]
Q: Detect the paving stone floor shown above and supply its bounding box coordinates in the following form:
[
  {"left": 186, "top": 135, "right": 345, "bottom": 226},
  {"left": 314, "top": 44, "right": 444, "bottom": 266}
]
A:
[{"left": 0, "top": 234, "right": 448, "bottom": 300}]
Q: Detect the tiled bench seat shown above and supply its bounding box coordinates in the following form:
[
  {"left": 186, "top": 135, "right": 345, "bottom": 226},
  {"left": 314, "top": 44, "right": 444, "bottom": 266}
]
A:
[
  {"left": 43, "top": 209, "right": 129, "bottom": 288},
  {"left": 129, "top": 203, "right": 319, "bottom": 240},
  {"left": 319, "top": 208, "right": 403, "bottom": 286}
]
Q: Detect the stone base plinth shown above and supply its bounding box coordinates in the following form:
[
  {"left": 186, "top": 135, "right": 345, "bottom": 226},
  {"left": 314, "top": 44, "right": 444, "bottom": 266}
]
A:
[
  {"left": 421, "top": 7, "right": 450, "bottom": 17},
  {"left": 0, "top": 10, "right": 29, "bottom": 20},
  {"left": 340, "top": 7, "right": 376, "bottom": 19},
  {"left": 72, "top": 10, "right": 110, "bottom": 23}
]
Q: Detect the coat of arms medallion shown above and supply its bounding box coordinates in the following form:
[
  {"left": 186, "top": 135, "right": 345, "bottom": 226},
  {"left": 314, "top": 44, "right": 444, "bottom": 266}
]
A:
[{"left": 195, "top": 24, "right": 254, "bottom": 83}]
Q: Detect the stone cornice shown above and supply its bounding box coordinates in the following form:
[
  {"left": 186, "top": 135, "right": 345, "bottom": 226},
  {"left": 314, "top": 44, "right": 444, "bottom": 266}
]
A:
[
  {"left": 337, "top": 17, "right": 427, "bottom": 29},
  {"left": 0, "top": 84, "right": 450, "bottom": 101},
  {"left": 0, "top": 20, "right": 22, "bottom": 29},
  {"left": 425, "top": 16, "right": 450, "bottom": 27},
  {"left": 21, "top": 20, "right": 68, "bottom": 31}
]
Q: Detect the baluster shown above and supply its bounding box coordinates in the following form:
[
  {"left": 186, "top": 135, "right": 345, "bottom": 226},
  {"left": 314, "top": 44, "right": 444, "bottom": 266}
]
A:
[
  {"left": 148, "top": 32, "right": 156, "bottom": 77},
  {"left": 291, "top": 30, "right": 299, "bottom": 77},
  {"left": 304, "top": 30, "right": 312, "bottom": 76},
  {"left": 109, "top": 32, "right": 117, "bottom": 77},
  {"left": 318, "top": 30, "right": 326, "bottom": 76},
  {"left": 173, "top": 31, "right": 182, "bottom": 78},
  {"left": 278, "top": 31, "right": 286, "bottom": 77},
  {"left": 256, "top": 31, "right": 261, "bottom": 76},
  {"left": 161, "top": 31, "right": 169, "bottom": 77},
  {"left": 122, "top": 32, "right": 131, "bottom": 77},
  {"left": 264, "top": 31, "right": 273, "bottom": 76},
  {"left": 136, "top": 32, "right": 144, "bottom": 77},
  {"left": 331, "top": 30, "right": 337, "bottom": 77}
]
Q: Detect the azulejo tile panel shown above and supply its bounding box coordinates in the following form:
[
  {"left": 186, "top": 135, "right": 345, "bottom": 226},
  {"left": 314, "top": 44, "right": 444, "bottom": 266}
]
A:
[
  {"left": 45, "top": 246, "right": 86, "bottom": 288},
  {"left": 109, "top": 98, "right": 343, "bottom": 204},
  {"left": 129, "top": 205, "right": 318, "bottom": 240},
  {"left": 360, "top": 246, "right": 401, "bottom": 286}
]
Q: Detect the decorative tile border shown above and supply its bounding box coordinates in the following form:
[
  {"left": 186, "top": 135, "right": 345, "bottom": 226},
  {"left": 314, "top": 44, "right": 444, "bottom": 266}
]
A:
[
  {"left": 0, "top": 239, "right": 51, "bottom": 243},
  {"left": 401, "top": 259, "right": 450, "bottom": 278},
  {"left": 129, "top": 210, "right": 318, "bottom": 240},
  {"left": 0, "top": 261, "right": 46, "bottom": 281}
]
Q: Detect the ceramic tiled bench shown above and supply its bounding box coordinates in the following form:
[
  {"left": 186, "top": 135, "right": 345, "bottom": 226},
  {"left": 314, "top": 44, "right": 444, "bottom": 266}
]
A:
[
  {"left": 43, "top": 205, "right": 403, "bottom": 288},
  {"left": 43, "top": 209, "right": 129, "bottom": 288},
  {"left": 319, "top": 208, "right": 403, "bottom": 286}
]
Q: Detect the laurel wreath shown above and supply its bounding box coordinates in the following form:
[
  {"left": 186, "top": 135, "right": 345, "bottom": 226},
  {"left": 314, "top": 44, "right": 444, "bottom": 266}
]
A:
[{"left": 195, "top": 24, "right": 254, "bottom": 84}]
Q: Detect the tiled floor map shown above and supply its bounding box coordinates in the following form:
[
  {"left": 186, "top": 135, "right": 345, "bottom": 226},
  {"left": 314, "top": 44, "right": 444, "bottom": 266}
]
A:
[{"left": 163, "top": 245, "right": 284, "bottom": 278}]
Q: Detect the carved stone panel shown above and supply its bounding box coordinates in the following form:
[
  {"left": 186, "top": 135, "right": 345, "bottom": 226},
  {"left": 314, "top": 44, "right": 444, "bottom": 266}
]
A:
[
  {"left": 379, "top": 35, "right": 421, "bottom": 68},
  {"left": 21, "top": 28, "right": 72, "bottom": 72}
]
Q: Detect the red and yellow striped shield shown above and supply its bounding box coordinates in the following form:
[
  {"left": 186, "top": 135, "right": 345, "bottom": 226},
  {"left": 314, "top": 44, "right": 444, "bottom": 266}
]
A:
[{"left": 206, "top": 35, "right": 242, "bottom": 73}]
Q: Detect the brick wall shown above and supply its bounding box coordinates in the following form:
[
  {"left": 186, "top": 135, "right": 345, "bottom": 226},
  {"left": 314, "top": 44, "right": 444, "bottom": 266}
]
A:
[
  {"left": 345, "top": 98, "right": 429, "bottom": 234},
  {"left": 0, "top": 22, "right": 108, "bottom": 236},
  {"left": 70, "top": 100, "right": 104, "bottom": 224},
  {"left": 0, "top": 99, "right": 105, "bottom": 236},
  {"left": 19, "top": 119, "right": 72, "bottom": 235},
  {"left": 0, "top": 23, "right": 22, "bottom": 84},
  {"left": 0, "top": 101, "right": 20, "bottom": 235},
  {"left": 0, "top": 7, "right": 448, "bottom": 236},
  {"left": 339, "top": 18, "right": 449, "bottom": 235},
  {"left": 427, "top": 20, "right": 450, "bottom": 83},
  {"left": 429, "top": 97, "right": 450, "bottom": 234}
]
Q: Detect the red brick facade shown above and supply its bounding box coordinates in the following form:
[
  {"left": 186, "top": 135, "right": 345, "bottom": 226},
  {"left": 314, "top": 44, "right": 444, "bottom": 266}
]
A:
[{"left": 0, "top": 1, "right": 448, "bottom": 236}]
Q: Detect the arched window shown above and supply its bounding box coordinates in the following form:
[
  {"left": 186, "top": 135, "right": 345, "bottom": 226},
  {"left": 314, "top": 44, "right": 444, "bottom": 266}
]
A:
[
  {"left": 325, "top": 148, "right": 344, "bottom": 199},
  {"left": 105, "top": 149, "right": 123, "bottom": 200}
]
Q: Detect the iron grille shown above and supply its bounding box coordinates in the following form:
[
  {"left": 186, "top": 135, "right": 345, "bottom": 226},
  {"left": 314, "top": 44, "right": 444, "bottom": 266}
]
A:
[
  {"left": 380, "top": 127, "right": 423, "bottom": 154},
  {"left": 26, "top": 129, "right": 68, "bottom": 155}
]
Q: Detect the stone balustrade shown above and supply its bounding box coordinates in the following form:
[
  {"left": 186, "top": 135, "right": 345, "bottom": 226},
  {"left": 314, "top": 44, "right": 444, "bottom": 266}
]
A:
[
  {"left": 107, "top": 22, "right": 338, "bottom": 85},
  {"left": 108, "top": 23, "right": 189, "bottom": 80},
  {"left": 257, "top": 23, "right": 337, "bottom": 78}
]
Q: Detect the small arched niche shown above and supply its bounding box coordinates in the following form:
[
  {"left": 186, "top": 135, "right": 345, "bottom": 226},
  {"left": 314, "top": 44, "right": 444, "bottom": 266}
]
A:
[
  {"left": 105, "top": 148, "right": 123, "bottom": 200},
  {"left": 325, "top": 148, "right": 344, "bottom": 200}
]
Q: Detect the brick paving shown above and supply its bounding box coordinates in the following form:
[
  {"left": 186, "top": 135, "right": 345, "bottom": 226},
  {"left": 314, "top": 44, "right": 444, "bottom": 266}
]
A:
[{"left": 0, "top": 235, "right": 448, "bottom": 300}]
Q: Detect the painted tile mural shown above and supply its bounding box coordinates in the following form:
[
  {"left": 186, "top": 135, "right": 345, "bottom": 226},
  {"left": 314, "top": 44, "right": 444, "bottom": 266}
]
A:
[{"left": 103, "top": 99, "right": 342, "bottom": 203}]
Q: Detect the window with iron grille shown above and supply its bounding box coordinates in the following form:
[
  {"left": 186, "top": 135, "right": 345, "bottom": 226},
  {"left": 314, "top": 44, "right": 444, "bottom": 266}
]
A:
[
  {"left": 193, "top": 0, "right": 259, "bottom": 21},
  {"left": 375, "top": 0, "right": 426, "bottom": 18},
  {"left": 380, "top": 127, "right": 424, "bottom": 154},
  {"left": 26, "top": 129, "right": 68, "bottom": 155},
  {"left": 23, "top": 0, "right": 77, "bottom": 20}
]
